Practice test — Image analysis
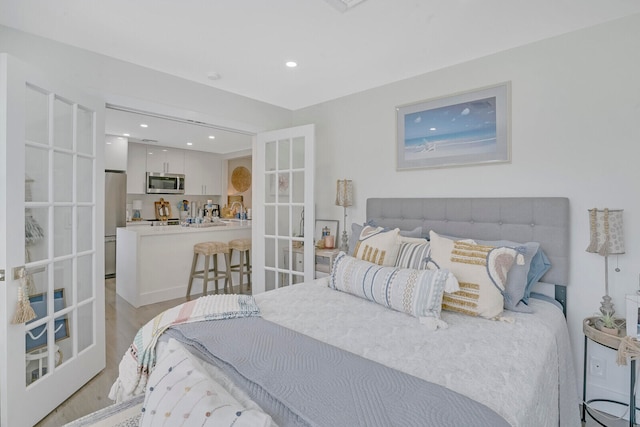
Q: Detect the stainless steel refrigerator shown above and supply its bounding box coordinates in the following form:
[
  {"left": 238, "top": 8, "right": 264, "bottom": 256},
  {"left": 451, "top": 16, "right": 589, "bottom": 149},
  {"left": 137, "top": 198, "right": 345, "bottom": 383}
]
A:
[{"left": 105, "top": 171, "right": 127, "bottom": 278}]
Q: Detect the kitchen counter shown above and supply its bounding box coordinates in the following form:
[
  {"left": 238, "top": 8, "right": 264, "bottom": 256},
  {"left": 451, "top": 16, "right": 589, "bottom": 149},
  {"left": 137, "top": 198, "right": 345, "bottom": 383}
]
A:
[{"left": 116, "top": 220, "right": 251, "bottom": 307}]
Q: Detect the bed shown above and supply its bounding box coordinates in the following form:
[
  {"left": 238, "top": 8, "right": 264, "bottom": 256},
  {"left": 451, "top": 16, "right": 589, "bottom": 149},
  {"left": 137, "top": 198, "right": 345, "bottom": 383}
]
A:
[{"left": 81, "top": 197, "right": 581, "bottom": 427}]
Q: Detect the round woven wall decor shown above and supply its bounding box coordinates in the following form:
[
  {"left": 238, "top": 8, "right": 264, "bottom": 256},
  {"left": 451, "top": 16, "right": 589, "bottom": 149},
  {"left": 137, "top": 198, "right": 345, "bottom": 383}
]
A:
[{"left": 231, "top": 166, "right": 251, "bottom": 192}]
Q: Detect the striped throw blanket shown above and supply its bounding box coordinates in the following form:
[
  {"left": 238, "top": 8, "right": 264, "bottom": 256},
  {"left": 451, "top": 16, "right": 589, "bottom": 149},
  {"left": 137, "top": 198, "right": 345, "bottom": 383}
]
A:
[{"left": 108, "top": 294, "right": 260, "bottom": 403}]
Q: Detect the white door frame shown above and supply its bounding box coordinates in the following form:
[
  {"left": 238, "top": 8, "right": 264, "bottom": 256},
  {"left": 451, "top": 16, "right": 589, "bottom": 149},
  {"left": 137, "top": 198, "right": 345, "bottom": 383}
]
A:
[
  {"left": 0, "top": 53, "right": 106, "bottom": 427},
  {"left": 252, "top": 124, "right": 315, "bottom": 294}
]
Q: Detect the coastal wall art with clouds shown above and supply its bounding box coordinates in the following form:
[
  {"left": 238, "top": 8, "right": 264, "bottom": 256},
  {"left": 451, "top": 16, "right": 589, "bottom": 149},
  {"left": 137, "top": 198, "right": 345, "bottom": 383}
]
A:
[{"left": 396, "top": 82, "right": 511, "bottom": 170}]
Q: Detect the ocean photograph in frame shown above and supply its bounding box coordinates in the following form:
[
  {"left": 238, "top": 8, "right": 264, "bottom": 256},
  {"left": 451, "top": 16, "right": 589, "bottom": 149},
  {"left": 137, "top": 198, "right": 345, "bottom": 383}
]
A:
[{"left": 396, "top": 82, "right": 511, "bottom": 170}]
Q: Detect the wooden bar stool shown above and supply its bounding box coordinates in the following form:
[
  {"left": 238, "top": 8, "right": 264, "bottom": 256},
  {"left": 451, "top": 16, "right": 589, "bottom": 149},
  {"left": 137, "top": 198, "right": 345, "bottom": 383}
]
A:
[
  {"left": 229, "top": 238, "right": 252, "bottom": 293},
  {"left": 186, "top": 241, "right": 231, "bottom": 297}
]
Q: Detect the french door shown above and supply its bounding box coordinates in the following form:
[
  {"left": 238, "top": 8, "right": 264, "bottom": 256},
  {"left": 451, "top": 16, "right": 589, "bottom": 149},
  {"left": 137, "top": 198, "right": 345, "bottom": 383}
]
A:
[
  {"left": 0, "top": 54, "right": 106, "bottom": 426},
  {"left": 253, "top": 124, "right": 315, "bottom": 293}
]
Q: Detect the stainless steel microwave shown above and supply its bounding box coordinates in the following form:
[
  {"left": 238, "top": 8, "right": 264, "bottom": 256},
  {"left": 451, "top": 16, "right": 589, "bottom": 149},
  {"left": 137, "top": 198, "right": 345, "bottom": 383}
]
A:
[{"left": 146, "top": 172, "right": 185, "bottom": 194}]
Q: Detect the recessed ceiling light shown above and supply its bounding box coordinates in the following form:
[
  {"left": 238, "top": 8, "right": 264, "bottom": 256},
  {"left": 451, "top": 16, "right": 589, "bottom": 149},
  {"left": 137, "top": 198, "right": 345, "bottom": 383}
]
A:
[
  {"left": 162, "top": 149, "right": 168, "bottom": 152},
  {"left": 140, "top": 123, "right": 148, "bottom": 128},
  {"left": 106, "top": 141, "right": 112, "bottom": 145},
  {"left": 430, "top": 127, "right": 437, "bottom": 131},
  {"left": 207, "top": 72, "right": 221, "bottom": 81},
  {"left": 187, "top": 142, "right": 193, "bottom": 146},
  {"left": 123, "top": 133, "right": 130, "bottom": 137},
  {"left": 286, "top": 61, "right": 297, "bottom": 68},
  {"left": 209, "top": 135, "right": 215, "bottom": 139},
  {"left": 118, "top": 137, "right": 126, "bottom": 141}
]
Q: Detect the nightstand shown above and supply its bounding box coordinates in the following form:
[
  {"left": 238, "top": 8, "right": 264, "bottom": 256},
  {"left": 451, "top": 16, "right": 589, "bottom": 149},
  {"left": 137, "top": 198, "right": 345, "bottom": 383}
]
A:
[
  {"left": 582, "top": 317, "right": 636, "bottom": 426},
  {"left": 315, "top": 248, "right": 340, "bottom": 278}
]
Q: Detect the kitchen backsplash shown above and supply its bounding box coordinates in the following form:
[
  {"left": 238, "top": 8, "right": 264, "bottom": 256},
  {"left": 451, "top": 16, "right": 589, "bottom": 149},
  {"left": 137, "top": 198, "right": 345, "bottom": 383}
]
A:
[{"left": 126, "top": 194, "right": 223, "bottom": 220}]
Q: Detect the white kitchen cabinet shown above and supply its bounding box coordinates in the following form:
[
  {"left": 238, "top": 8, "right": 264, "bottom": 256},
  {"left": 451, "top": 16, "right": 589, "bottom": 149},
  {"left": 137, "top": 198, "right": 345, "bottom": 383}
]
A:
[
  {"left": 184, "top": 150, "right": 223, "bottom": 195},
  {"left": 127, "top": 142, "right": 147, "bottom": 194},
  {"left": 105, "top": 135, "right": 128, "bottom": 171},
  {"left": 146, "top": 146, "right": 184, "bottom": 174}
]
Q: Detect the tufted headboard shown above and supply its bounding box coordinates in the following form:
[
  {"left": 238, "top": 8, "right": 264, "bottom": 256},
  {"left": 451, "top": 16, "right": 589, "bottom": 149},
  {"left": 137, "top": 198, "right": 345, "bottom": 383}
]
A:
[{"left": 367, "top": 197, "right": 570, "bottom": 312}]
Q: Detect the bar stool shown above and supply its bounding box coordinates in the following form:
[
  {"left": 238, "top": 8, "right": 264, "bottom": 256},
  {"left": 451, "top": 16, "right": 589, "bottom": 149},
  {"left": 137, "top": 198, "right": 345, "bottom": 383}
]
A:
[
  {"left": 186, "top": 241, "right": 231, "bottom": 297},
  {"left": 229, "top": 238, "right": 252, "bottom": 293}
]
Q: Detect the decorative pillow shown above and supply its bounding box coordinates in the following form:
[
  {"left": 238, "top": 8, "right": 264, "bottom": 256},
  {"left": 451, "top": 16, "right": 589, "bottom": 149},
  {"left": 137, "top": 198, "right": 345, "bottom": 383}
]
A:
[
  {"left": 395, "top": 239, "right": 430, "bottom": 270},
  {"left": 348, "top": 222, "right": 421, "bottom": 255},
  {"left": 352, "top": 225, "right": 401, "bottom": 266},
  {"left": 443, "top": 236, "right": 540, "bottom": 313},
  {"left": 329, "top": 252, "right": 450, "bottom": 330},
  {"left": 428, "top": 231, "right": 520, "bottom": 319},
  {"left": 523, "top": 249, "right": 552, "bottom": 303},
  {"left": 140, "top": 339, "right": 272, "bottom": 427}
]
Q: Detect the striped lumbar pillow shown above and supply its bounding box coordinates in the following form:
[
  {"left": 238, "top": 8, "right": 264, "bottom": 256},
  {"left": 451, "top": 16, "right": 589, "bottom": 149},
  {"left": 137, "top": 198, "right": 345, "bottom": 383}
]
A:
[{"left": 329, "top": 252, "right": 450, "bottom": 330}]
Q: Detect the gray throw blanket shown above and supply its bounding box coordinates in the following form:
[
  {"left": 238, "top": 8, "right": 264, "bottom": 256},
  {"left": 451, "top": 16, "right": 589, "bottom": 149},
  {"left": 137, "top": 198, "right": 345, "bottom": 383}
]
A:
[{"left": 166, "top": 317, "right": 510, "bottom": 427}]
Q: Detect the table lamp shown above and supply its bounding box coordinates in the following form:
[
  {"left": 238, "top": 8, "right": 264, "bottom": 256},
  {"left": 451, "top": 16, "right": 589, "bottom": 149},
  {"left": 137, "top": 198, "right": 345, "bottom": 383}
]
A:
[
  {"left": 335, "top": 179, "right": 353, "bottom": 252},
  {"left": 586, "top": 208, "right": 624, "bottom": 317}
]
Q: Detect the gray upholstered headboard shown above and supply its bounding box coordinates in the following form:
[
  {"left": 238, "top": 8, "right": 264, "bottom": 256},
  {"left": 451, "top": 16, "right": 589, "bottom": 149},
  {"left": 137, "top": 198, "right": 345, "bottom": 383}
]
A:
[{"left": 367, "top": 197, "right": 570, "bottom": 312}]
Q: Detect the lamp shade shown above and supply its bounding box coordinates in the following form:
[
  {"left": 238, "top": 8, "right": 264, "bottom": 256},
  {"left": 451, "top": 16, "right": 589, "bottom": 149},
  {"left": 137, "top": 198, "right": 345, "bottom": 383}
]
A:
[
  {"left": 132, "top": 200, "right": 143, "bottom": 210},
  {"left": 335, "top": 179, "right": 353, "bottom": 207},
  {"left": 586, "top": 208, "right": 625, "bottom": 256}
]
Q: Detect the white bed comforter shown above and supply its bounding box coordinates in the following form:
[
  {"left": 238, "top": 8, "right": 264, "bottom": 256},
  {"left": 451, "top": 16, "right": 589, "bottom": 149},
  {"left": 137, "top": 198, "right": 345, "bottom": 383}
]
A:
[{"left": 254, "top": 278, "right": 581, "bottom": 427}]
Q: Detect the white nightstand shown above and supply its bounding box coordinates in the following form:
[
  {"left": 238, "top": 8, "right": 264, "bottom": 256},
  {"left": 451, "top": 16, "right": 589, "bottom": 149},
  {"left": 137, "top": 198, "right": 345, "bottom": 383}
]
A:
[{"left": 315, "top": 248, "right": 340, "bottom": 278}]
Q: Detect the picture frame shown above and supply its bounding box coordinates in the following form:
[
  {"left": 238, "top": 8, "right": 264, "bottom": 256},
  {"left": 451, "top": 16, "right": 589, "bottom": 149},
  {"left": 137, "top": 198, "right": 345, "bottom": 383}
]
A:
[
  {"left": 396, "top": 82, "right": 511, "bottom": 170},
  {"left": 26, "top": 288, "right": 70, "bottom": 353},
  {"left": 315, "top": 219, "right": 339, "bottom": 247}
]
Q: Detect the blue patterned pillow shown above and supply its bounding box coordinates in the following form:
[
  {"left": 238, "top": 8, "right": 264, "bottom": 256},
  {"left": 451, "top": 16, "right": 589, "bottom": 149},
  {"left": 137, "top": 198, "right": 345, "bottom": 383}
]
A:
[{"left": 329, "top": 252, "right": 449, "bottom": 330}]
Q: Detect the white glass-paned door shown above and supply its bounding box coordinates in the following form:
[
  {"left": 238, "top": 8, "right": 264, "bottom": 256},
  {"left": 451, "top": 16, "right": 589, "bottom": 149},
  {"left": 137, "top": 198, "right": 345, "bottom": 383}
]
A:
[
  {"left": 0, "top": 53, "right": 106, "bottom": 427},
  {"left": 253, "top": 125, "right": 315, "bottom": 294}
]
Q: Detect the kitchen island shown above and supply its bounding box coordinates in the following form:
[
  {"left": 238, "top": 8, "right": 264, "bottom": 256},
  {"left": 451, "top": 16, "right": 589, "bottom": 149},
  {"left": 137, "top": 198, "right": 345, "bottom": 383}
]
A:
[{"left": 115, "top": 220, "right": 251, "bottom": 307}]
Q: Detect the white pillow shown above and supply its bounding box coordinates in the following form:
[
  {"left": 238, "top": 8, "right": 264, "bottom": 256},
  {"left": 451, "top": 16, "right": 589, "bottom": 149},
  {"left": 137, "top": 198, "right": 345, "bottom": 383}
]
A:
[
  {"left": 428, "top": 231, "right": 519, "bottom": 319},
  {"left": 140, "top": 338, "right": 272, "bottom": 427},
  {"left": 352, "top": 225, "right": 401, "bottom": 266}
]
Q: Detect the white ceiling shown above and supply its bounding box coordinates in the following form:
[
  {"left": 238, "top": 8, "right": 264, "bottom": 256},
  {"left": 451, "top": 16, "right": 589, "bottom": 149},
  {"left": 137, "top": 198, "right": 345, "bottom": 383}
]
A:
[
  {"left": 3, "top": 0, "right": 640, "bottom": 153},
  {"left": 105, "top": 107, "right": 254, "bottom": 154}
]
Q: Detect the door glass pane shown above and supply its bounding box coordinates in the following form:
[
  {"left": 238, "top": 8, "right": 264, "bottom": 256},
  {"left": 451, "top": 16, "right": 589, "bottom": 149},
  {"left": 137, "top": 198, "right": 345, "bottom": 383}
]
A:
[
  {"left": 53, "top": 97, "right": 73, "bottom": 150},
  {"left": 265, "top": 270, "right": 275, "bottom": 292},
  {"left": 53, "top": 259, "right": 73, "bottom": 309},
  {"left": 78, "top": 302, "right": 94, "bottom": 353},
  {"left": 77, "top": 254, "right": 93, "bottom": 302},
  {"left": 26, "top": 207, "right": 48, "bottom": 262},
  {"left": 54, "top": 207, "right": 73, "bottom": 257},
  {"left": 25, "top": 86, "right": 49, "bottom": 145},
  {"left": 278, "top": 239, "right": 289, "bottom": 270},
  {"left": 25, "top": 146, "right": 49, "bottom": 202},
  {"left": 264, "top": 237, "right": 275, "bottom": 269},
  {"left": 265, "top": 205, "right": 275, "bottom": 235},
  {"left": 77, "top": 206, "right": 93, "bottom": 252},
  {"left": 277, "top": 172, "right": 290, "bottom": 203},
  {"left": 278, "top": 206, "right": 289, "bottom": 237},
  {"left": 292, "top": 171, "right": 304, "bottom": 204},
  {"left": 293, "top": 205, "right": 304, "bottom": 237},
  {"left": 76, "top": 106, "right": 93, "bottom": 155},
  {"left": 77, "top": 156, "right": 93, "bottom": 202},
  {"left": 265, "top": 141, "right": 276, "bottom": 171},
  {"left": 292, "top": 136, "right": 305, "bottom": 169},
  {"left": 53, "top": 152, "right": 73, "bottom": 202},
  {"left": 265, "top": 173, "right": 275, "bottom": 204},
  {"left": 278, "top": 139, "right": 290, "bottom": 170}
]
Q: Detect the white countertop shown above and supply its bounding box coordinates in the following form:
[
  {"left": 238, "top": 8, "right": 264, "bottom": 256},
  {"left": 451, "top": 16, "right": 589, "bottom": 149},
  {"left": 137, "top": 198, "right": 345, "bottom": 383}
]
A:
[{"left": 122, "top": 220, "right": 251, "bottom": 236}]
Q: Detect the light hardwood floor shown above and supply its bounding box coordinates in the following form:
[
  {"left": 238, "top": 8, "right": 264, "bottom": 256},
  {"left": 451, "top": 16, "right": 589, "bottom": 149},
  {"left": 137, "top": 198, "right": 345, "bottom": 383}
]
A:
[{"left": 35, "top": 278, "right": 246, "bottom": 427}]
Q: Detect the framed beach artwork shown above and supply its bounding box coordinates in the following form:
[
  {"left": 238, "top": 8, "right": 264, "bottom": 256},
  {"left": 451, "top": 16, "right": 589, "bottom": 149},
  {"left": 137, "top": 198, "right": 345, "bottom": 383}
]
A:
[{"left": 396, "top": 82, "right": 511, "bottom": 170}]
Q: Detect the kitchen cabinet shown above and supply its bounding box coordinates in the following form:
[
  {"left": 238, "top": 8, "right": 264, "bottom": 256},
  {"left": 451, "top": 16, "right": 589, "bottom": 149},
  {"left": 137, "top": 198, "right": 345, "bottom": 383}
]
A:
[
  {"left": 126, "top": 142, "right": 147, "bottom": 194},
  {"left": 184, "top": 150, "right": 224, "bottom": 195},
  {"left": 105, "top": 135, "right": 128, "bottom": 171},
  {"left": 146, "top": 146, "right": 184, "bottom": 174}
]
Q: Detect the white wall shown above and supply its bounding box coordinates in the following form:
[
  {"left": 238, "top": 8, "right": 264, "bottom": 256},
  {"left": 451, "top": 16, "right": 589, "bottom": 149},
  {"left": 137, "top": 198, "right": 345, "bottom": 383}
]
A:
[
  {"left": 294, "top": 13, "right": 640, "bottom": 409},
  {"left": 0, "top": 25, "right": 293, "bottom": 134}
]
